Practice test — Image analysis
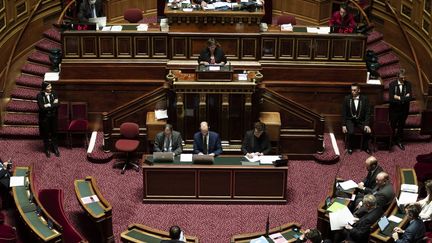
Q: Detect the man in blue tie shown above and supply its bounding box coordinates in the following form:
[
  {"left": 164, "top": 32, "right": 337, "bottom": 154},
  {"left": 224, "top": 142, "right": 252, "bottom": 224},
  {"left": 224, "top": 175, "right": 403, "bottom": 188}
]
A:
[{"left": 193, "top": 121, "right": 222, "bottom": 156}]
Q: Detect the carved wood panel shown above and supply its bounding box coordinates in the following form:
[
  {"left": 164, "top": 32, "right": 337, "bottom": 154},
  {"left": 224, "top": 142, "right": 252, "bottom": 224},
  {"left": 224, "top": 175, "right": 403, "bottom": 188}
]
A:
[
  {"left": 99, "top": 36, "right": 115, "bottom": 58},
  {"left": 63, "top": 36, "right": 80, "bottom": 58},
  {"left": 241, "top": 38, "right": 257, "bottom": 60},
  {"left": 261, "top": 37, "right": 277, "bottom": 59},
  {"left": 135, "top": 36, "right": 150, "bottom": 58},
  {"left": 151, "top": 36, "right": 168, "bottom": 58},
  {"left": 314, "top": 39, "right": 330, "bottom": 60},
  {"left": 116, "top": 36, "right": 132, "bottom": 57},
  {"left": 296, "top": 38, "right": 312, "bottom": 59},
  {"left": 348, "top": 39, "right": 365, "bottom": 61},
  {"left": 331, "top": 39, "right": 347, "bottom": 60},
  {"left": 278, "top": 37, "right": 294, "bottom": 59},
  {"left": 172, "top": 37, "right": 188, "bottom": 59},
  {"left": 81, "top": 36, "right": 97, "bottom": 58}
]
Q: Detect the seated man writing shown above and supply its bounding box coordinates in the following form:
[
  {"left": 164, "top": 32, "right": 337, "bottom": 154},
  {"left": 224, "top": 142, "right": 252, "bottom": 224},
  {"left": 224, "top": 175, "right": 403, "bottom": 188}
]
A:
[
  {"left": 153, "top": 124, "right": 183, "bottom": 156},
  {"left": 193, "top": 121, "right": 222, "bottom": 156},
  {"left": 241, "top": 122, "right": 272, "bottom": 158}
]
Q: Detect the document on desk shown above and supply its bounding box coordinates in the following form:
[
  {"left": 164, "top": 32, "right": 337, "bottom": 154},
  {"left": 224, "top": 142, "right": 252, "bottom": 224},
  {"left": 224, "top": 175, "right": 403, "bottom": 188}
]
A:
[
  {"left": 401, "top": 184, "right": 418, "bottom": 193},
  {"left": 329, "top": 205, "right": 355, "bottom": 230},
  {"left": 137, "top": 24, "right": 148, "bottom": 31},
  {"left": 398, "top": 191, "right": 418, "bottom": 205},
  {"left": 259, "top": 156, "right": 281, "bottom": 164},
  {"left": 269, "top": 233, "right": 288, "bottom": 243},
  {"left": 81, "top": 195, "right": 100, "bottom": 204},
  {"left": 306, "top": 27, "right": 319, "bottom": 33},
  {"left": 9, "top": 176, "right": 25, "bottom": 187},
  {"left": 155, "top": 109, "right": 168, "bottom": 120},
  {"left": 326, "top": 201, "right": 345, "bottom": 213},
  {"left": 203, "top": 4, "right": 215, "bottom": 10},
  {"left": 110, "top": 25, "right": 123, "bottom": 31},
  {"left": 180, "top": 154, "right": 193, "bottom": 162},
  {"left": 250, "top": 236, "right": 269, "bottom": 243},
  {"left": 317, "top": 27, "right": 330, "bottom": 34},
  {"left": 388, "top": 215, "right": 403, "bottom": 223},
  {"left": 208, "top": 65, "right": 220, "bottom": 71},
  {"left": 338, "top": 180, "right": 358, "bottom": 190}
]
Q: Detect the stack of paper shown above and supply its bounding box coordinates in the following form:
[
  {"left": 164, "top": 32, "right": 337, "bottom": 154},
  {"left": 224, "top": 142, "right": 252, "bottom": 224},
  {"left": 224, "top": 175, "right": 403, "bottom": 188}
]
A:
[
  {"left": 329, "top": 205, "right": 355, "bottom": 230},
  {"left": 44, "top": 72, "right": 59, "bottom": 81},
  {"left": 9, "top": 176, "right": 25, "bottom": 187},
  {"left": 269, "top": 233, "right": 288, "bottom": 243},
  {"left": 397, "top": 183, "right": 419, "bottom": 206},
  {"left": 180, "top": 154, "right": 193, "bottom": 162},
  {"left": 280, "top": 24, "right": 293, "bottom": 31},
  {"left": 259, "top": 156, "right": 281, "bottom": 164},
  {"left": 338, "top": 180, "right": 358, "bottom": 190},
  {"left": 317, "top": 27, "right": 330, "bottom": 34},
  {"left": 81, "top": 195, "right": 100, "bottom": 204},
  {"left": 111, "top": 25, "right": 123, "bottom": 31},
  {"left": 137, "top": 24, "right": 148, "bottom": 31},
  {"left": 401, "top": 184, "right": 418, "bottom": 193},
  {"left": 101, "top": 26, "right": 111, "bottom": 31},
  {"left": 155, "top": 109, "right": 168, "bottom": 120},
  {"left": 250, "top": 236, "right": 269, "bottom": 243},
  {"left": 306, "top": 27, "right": 319, "bottom": 33},
  {"left": 203, "top": 4, "right": 215, "bottom": 10}
]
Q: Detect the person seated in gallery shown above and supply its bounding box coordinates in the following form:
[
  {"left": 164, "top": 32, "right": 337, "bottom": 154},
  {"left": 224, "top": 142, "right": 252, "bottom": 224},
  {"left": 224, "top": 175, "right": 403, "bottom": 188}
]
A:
[
  {"left": 160, "top": 225, "right": 185, "bottom": 243},
  {"left": 357, "top": 156, "right": 383, "bottom": 192},
  {"left": 78, "top": 0, "right": 104, "bottom": 22},
  {"left": 193, "top": 121, "right": 222, "bottom": 156},
  {"left": 354, "top": 171, "right": 394, "bottom": 217},
  {"left": 0, "top": 212, "right": 16, "bottom": 242},
  {"left": 341, "top": 194, "right": 384, "bottom": 243},
  {"left": 198, "top": 38, "right": 227, "bottom": 66},
  {"left": 295, "top": 228, "right": 331, "bottom": 243},
  {"left": 153, "top": 124, "right": 183, "bottom": 156},
  {"left": 341, "top": 83, "right": 371, "bottom": 155},
  {"left": 417, "top": 179, "right": 432, "bottom": 222},
  {"left": 392, "top": 203, "right": 426, "bottom": 243},
  {"left": 329, "top": 4, "right": 356, "bottom": 33},
  {"left": 241, "top": 122, "right": 272, "bottom": 158}
]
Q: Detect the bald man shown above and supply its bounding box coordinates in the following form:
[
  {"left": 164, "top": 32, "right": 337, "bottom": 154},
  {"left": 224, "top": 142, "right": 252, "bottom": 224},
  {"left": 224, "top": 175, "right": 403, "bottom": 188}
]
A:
[
  {"left": 193, "top": 121, "right": 222, "bottom": 156},
  {"left": 355, "top": 171, "right": 395, "bottom": 217},
  {"left": 358, "top": 156, "right": 383, "bottom": 192}
]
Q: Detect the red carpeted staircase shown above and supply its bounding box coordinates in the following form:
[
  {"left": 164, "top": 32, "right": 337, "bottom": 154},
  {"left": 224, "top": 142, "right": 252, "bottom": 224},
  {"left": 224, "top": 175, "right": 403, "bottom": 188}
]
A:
[
  {"left": 366, "top": 30, "right": 429, "bottom": 141},
  {"left": 0, "top": 26, "right": 61, "bottom": 138}
]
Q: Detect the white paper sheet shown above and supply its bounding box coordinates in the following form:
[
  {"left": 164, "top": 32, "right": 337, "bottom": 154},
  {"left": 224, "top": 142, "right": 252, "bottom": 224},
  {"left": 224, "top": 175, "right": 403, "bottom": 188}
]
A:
[
  {"left": 250, "top": 236, "right": 269, "bottom": 243},
  {"left": 259, "top": 155, "right": 281, "bottom": 164},
  {"left": 81, "top": 195, "right": 100, "bottom": 204},
  {"left": 44, "top": 72, "right": 59, "bottom": 81},
  {"left": 101, "top": 26, "right": 111, "bottom": 31},
  {"left": 329, "top": 205, "right": 355, "bottom": 230},
  {"left": 110, "top": 25, "right": 123, "bottom": 31},
  {"left": 238, "top": 73, "right": 248, "bottom": 81},
  {"left": 306, "top": 27, "right": 319, "bottom": 33},
  {"left": 317, "top": 27, "right": 330, "bottom": 34},
  {"left": 388, "top": 215, "right": 403, "bottom": 223},
  {"left": 398, "top": 191, "right": 419, "bottom": 205},
  {"left": 338, "top": 180, "right": 358, "bottom": 190},
  {"left": 209, "top": 66, "right": 220, "bottom": 71},
  {"left": 269, "top": 233, "right": 288, "bottom": 243},
  {"left": 9, "top": 176, "right": 25, "bottom": 187},
  {"left": 401, "top": 184, "right": 418, "bottom": 193},
  {"left": 182, "top": 8, "right": 193, "bottom": 12},
  {"left": 155, "top": 109, "right": 168, "bottom": 120},
  {"left": 280, "top": 24, "right": 293, "bottom": 31},
  {"left": 137, "top": 24, "right": 148, "bottom": 31},
  {"left": 180, "top": 154, "right": 193, "bottom": 162}
]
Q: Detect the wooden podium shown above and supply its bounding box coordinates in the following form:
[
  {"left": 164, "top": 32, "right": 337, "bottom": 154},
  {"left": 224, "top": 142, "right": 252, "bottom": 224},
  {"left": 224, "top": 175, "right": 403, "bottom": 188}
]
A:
[{"left": 195, "top": 65, "right": 233, "bottom": 82}]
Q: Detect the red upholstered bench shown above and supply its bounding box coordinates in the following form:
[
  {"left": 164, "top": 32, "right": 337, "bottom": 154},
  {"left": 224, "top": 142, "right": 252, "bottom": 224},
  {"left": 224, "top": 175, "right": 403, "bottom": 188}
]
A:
[{"left": 38, "top": 189, "right": 87, "bottom": 243}]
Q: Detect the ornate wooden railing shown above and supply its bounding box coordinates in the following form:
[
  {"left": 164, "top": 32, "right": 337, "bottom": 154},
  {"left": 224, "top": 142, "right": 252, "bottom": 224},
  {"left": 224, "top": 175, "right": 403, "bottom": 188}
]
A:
[{"left": 56, "top": 0, "right": 77, "bottom": 24}]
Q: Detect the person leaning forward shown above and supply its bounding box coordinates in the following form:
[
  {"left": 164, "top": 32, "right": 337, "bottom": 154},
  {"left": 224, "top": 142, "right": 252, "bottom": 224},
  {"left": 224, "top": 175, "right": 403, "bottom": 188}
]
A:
[
  {"left": 193, "top": 121, "right": 222, "bottom": 156},
  {"left": 153, "top": 124, "right": 183, "bottom": 156}
]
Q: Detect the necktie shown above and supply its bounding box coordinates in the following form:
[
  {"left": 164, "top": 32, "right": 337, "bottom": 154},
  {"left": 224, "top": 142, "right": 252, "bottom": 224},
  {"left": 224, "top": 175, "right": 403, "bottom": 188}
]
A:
[
  {"left": 203, "top": 134, "right": 208, "bottom": 154},
  {"left": 91, "top": 4, "right": 97, "bottom": 18},
  {"left": 164, "top": 137, "right": 170, "bottom": 152}
]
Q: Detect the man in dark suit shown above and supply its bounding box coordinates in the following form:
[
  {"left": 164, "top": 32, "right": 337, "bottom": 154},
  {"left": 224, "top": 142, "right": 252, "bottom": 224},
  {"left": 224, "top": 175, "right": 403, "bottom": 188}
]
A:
[
  {"left": 78, "top": 0, "right": 104, "bottom": 22},
  {"left": 357, "top": 156, "right": 383, "bottom": 191},
  {"left": 392, "top": 203, "right": 426, "bottom": 243},
  {"left": 160, "top": 225, "right": 184, "bottom": 243},
  {"left": 295, "top": 228, "right": 331, "bottom": 243},
  {"left": 344, "top": 194, "right": 384, "bottom": 243},
  {"left": 355, "top": 171, "right": 394, "bottom": 217},
  {"left": 0, "top": 159, "right": 12, "bottom": 192},
  {"left": 341, "top": 83, "right": 371, "bottom": 154},
  {"left": 193, "top": 121, "right": 222, "bottom": 156},
  {"left": 241, "top": 121, "right": 272, "bottom": 157},
  {"left": 37, "top": 82, "right": 60, "bottom": 158},
  {"left": 389, "top": 69, "right": 413, "bottom": 151},
  {"left": 153, "top": 124, "right": 183, "bottom": 156}
]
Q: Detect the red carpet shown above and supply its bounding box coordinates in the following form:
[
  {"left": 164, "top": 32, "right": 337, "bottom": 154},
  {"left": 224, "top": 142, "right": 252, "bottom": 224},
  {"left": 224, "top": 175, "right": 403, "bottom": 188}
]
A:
[{"left": 1, "top": 137, "right": 430, "bottom": 242}]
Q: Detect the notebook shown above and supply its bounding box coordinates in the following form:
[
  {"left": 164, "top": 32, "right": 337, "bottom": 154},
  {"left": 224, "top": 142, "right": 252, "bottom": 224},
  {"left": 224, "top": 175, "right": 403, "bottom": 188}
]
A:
[{"left": 378, "top": 216, "right": 390, "bottom": 232}]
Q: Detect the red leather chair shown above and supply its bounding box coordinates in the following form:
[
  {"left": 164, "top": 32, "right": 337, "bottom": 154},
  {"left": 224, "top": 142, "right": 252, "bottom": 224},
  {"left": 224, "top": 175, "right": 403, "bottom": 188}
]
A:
[
  {"left": 124, "top": 8, "right": 143, "bottom": 23},
  {"left": 68, "top": 102, "right": 88, "bottom": 148},
  {"left": 114, "top": 122, "right": 140, "bottom": 174},
  {"left": 372, "top": 105, "right": 393, "bottom": 151},
  {"left": 38, "top": 189, "right": 87, "bottom": 243},
  {"left": 276, "top": 15, "right": 297, "bottom": 25}
]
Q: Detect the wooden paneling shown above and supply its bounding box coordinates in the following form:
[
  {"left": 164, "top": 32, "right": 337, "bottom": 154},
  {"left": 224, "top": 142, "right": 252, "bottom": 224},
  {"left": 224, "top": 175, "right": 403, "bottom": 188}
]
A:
[
  {"left": 116, "top": 36, "right": 132, "bottom": 57},
  {"left": 134, "top": 36, "right": 150, "bottom": 57},
  {"left": 99, "top": 36, "right": 115, "bottom": 57}
]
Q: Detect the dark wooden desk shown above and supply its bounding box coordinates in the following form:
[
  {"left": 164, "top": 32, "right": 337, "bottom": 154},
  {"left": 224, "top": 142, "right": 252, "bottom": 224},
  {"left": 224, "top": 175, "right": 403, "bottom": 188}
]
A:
[
  {"left": 142, "top": 155, "right": 287, "bottom": 202},
  {"left": 164, "top": 2, "right": 264, "bottom": 32},
  {"left": 230, "top": 223, "right": 301, "bottom": 243}
]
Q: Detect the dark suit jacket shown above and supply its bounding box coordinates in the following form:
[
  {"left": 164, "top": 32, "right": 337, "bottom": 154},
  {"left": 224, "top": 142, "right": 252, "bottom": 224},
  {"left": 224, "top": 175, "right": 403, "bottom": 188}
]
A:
[
  {"left": 198, "top": 47, "right": 227, "bottom": 64},
  {"left": 348, "top": 207, "right": 384, "bottom": 242},
  {"left": 341, "top": 94, "right": 371, "bottom": 126},
  {"left": 193, "top": 131, "right": 222, "bottom": 156},
  {"left": 362, "top": 165, "right": 384, "bottom": 190},
  {"left": 153, "top": 131, "right": 183, "bottom": 156},
  {"left": 365, "top": 182, "right": 395, "bottom": 209},
  {"left": 395, "top": 219, "right": 426, "bottom": 243},
  {"left": 0, "top": 166, "right": 10, "bottom": 190},
  {"left": 160, "top": 240, "right": 183, "bottom": 243},
  {"left": 295, "top": 238, "right": 332, "bottom": 243},
  {"left": 78, "top": 0, "right": 104, "bottom": 22},
  {"left": 36, "top": 91, "right": 59, "bottom": 119},
  {"left": 389, "top": 80, "right": 413, "bottom": 115},
  {"left": 241, "top": 130, "right": 272, "bottom": 155}
]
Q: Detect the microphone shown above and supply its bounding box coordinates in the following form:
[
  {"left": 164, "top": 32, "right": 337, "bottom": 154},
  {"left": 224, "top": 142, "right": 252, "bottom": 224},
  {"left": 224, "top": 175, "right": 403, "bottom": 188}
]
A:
[{"left": 265, "top": 212, "right": 270, "bottom": 236}]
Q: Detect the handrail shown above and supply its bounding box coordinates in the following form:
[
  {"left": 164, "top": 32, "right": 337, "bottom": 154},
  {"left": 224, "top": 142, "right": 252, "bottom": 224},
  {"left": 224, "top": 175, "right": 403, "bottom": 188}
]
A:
[
  {"left": 347, "top": 0, "right": 371, "bottom": 26},
  {"left": 57, "top": 0, "right": 77, "bottom": 25},
  {"left": 385, "top": 0, "right": 425, "bottom": 96},
  {"left": 2, "top": 0, "right": 45, "bottom": 95}
]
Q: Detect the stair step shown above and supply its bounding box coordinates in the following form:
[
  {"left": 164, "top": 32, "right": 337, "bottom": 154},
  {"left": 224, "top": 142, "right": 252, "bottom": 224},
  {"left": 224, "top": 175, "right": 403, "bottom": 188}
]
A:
[
  {"left": 28, "top": 51, "right": 51, "bottom": 66},
  {"left": 378, "top": 52, "right": 399, "bottom": 67},
  {"left": 4, "top": 113, "right": 38, "bottom": 125},
  {"left": 405, "top": 115, "right": 422, "bottom": 128},
  {"left": 378, "top": 63, "right": 401, "bottom": 79},
  {"left": 11, "top": 87, "right": 39, "bottom": 100},
  {"left": 403, "top": 129, "right": 432, "bottom": 142},
  {"left": 6, "top": 99, "right": 39, "bottom": 113},
  {"left": 21, "top": 63, "right": 50, "bottom": 77},
  {"left": 0, "top": 126, "right": 40, "bottom": 138},
  {"left": 367, "top": 41, "right": 392, "bottom": 55},
  {"left": 43, "top": 27, "right": 61, "bottom": 43},
  {"left": 16, "top": 74, "right": 44, "bottom": 88},
  {"left": 35, "top": 38, "right": 61, "bottom": 53},
  {"left": 367, "top": 31, "right": 383, "bottom": 45}
]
